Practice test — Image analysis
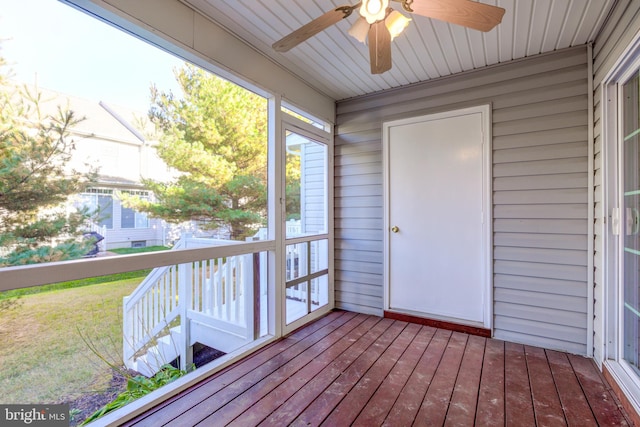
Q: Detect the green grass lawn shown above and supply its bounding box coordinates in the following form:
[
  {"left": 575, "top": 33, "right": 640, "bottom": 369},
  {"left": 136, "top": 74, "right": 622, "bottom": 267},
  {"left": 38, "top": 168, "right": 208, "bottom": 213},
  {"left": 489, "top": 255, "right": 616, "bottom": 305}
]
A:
[
  {"left": 0, "top": 278, "right": 140, "bottom": 405},
  {"left": 0, "top": 246, "right": 169, "bottom": 406}
]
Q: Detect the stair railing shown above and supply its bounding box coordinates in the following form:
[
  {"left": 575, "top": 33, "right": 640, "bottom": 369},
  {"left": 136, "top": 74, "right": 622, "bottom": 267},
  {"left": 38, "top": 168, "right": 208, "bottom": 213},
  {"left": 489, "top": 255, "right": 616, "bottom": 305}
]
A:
[{"left": 123, "top": 236, "right": 241, "bottom": 372}]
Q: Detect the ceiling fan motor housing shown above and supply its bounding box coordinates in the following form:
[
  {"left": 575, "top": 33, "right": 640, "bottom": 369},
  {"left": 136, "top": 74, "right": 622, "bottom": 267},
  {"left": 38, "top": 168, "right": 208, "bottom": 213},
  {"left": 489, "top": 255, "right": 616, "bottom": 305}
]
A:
[{"left": 361, "top": 0, "right": 390, "bottom": 23}]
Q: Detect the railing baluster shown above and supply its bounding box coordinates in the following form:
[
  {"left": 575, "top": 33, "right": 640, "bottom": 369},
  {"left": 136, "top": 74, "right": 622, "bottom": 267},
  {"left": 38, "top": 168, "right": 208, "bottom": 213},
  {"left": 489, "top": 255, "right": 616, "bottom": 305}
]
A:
[
  {"left": 193, "top": 261, "right": 199, "bottom": 312},
  {"left": 202, "top": 260, "right": 209, "bottom": 315},
  {"left": 143, "top": 294, "right": 149, "bottom": 343},
  {"left": 156, "top": 281, "right": 161, "bottom": 327},
  {"left": 153, "top": 282, "right": 158, "bottom": 328},
  {"left": 171, "top": 266, "right": 177, "bottom": 311},
  {"left": 216, "top": 257, "right": 223, "bottom": 319},
  {"left": 233, "top": 257, "right": 240, "bottom": 323},
  {"left": 135, "top": 301, "right": 140, "bottom": 348},
  {"left": 225, "top": 257, "right": 232, "bottom": 321},
  {"left": 162, "top": 269, "right": 171, "bottom": 316},
  {"left": 210, "top": 259, "right": 216, "bottom": 315}
]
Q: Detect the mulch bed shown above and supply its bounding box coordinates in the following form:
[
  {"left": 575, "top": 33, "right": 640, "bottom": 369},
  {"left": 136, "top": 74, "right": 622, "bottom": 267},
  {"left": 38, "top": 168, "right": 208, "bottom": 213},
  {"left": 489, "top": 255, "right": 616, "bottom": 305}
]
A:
[
  {"left": 63, "top": 368, "right": 133, "bottom": 426},
  {"left": 63, "top": 344, "right": 224, "bottom": 425}
]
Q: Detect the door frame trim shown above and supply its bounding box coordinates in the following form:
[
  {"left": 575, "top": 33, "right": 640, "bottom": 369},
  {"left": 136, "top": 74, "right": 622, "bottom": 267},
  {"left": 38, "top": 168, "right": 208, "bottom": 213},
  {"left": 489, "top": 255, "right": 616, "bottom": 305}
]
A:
[
  {"left": 600, "top": 29, "right": 640, "bottom": 415},
  {"left": 382, "top": 104, "right": 493, "bottom": 329}
]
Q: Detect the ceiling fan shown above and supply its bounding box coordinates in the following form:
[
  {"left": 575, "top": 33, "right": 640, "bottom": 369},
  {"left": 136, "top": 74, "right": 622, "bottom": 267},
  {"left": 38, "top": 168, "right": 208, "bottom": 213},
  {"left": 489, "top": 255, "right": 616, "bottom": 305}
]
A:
[{"left": 273, "top": 0, "right": 506, "bottom": 75}]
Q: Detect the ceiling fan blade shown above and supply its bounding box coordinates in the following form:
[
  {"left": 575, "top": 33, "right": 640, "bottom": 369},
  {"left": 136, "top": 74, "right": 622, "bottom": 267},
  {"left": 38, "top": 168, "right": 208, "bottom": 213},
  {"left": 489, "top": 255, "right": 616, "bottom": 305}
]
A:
[
  {"left": 409, "top": 0, "right": 505, "bottom": 32},
  {"left": 369, "top": 21, "right": 392, "bottom": 74},
  {"left": 272, "top": 6, "right": 356, "bottom": 52}
]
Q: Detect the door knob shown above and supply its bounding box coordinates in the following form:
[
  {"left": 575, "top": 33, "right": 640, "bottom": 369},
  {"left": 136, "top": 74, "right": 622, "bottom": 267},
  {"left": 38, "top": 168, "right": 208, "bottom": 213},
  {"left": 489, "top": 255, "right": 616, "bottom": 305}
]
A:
[{"left": 391, "top": 226, "right": 399, "bottom": 233}]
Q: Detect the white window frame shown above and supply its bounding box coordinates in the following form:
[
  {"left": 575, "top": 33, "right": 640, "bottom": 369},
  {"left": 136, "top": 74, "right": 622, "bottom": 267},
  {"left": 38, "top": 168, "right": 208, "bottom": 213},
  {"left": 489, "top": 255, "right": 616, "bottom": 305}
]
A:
[{"left": 119, "top": 190, "right": 151, "bottom": 229}]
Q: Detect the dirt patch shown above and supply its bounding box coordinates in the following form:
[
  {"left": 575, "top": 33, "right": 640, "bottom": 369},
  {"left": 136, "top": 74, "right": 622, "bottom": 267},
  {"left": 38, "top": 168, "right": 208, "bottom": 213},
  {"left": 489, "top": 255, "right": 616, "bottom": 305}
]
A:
[{"left": 63, "top": 368, "right": 133, "bottom": 426}]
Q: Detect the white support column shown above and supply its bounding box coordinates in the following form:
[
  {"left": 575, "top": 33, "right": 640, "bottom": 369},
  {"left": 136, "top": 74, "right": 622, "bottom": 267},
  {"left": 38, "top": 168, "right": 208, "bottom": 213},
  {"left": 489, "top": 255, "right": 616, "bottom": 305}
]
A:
[
  {"left": 243, "top": 253, "right": 255, "bottom": 339},
  {"left": 268, "top": 94, "right": 283, "bottom": 338},
  {"left": 178, "top": 262, "right": 193, "bottom": 371}
]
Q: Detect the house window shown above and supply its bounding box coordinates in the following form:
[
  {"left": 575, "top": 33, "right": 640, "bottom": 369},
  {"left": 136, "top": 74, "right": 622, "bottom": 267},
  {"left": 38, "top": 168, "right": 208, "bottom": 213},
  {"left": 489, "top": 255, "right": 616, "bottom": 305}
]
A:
[
  {"left": 622, "top": 70, "right": 640, "bottom": 374},
  {"left": 80, "top": 188, "right": 114, "bottom": 229},
  {"left": 120, "top": 190, "right": 150, "bottom": 229}
]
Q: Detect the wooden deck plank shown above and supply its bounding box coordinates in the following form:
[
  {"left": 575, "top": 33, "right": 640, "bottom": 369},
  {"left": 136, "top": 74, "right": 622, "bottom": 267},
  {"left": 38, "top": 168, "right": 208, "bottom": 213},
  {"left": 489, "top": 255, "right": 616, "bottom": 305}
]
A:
[
  {"left": 165, "top": 311, "right": 362, "bottom": 426},
  {"left": 202, "top": 313, "right": 373, "bottom": 425},
  {"left": 320, "top": 323, "right": 422, "bottom": 426},
  {"left": 382, "top": 328, "right": 453, "bottom": 426},
  {"left": 258, "top": 317, "right": 396, "bottom": 427},
  {"left": 568, "top": 354, "right": 630, "bottom": 426},
  {"left": 126, "top": 310, "right": 351, "bottom": 427},
  {"left": 504, "top": 341, "right": 536, "bottom": 426},
  {"left": 546, "top": 350, "right": 598, "bottom": 427},
  {"left": 444, "top": 334, "right": 486, "bottom": 426},
  {"left": 475, "top": 338, "right": 505, "bottom": 427},
  {"left": 414, "top": 331, "right": 469, "bottom": 427},
  {"left": 123, "top": 312, "right": 634, "bottom": 427},
  {"left": 290, "top": 320, "right": 408, "bottom": 426},
  {"left": 352, "top": 326, "right": 437, "bottom": 426},
  {"left": 223, "top": 314, "right": 380, "bottom": 426},
  {"left": 525, "top": 345, "right": 566, "bottom": 426}
]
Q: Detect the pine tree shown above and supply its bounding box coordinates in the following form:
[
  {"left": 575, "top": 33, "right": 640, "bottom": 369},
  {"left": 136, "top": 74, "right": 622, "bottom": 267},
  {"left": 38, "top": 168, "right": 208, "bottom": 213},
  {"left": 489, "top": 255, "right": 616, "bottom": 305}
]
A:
[
  {"left": 0, "top": 55, "right": 96, "bottom": 266},
  {"left": 123, "top": 64, "right": 268, "bottom": 240}
]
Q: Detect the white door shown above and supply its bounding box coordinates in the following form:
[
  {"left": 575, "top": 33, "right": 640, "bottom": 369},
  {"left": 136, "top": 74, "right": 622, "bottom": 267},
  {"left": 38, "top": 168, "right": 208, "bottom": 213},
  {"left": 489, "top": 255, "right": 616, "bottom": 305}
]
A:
[{"left": 385, "top": 106, "right": 490, "bottom": 327}]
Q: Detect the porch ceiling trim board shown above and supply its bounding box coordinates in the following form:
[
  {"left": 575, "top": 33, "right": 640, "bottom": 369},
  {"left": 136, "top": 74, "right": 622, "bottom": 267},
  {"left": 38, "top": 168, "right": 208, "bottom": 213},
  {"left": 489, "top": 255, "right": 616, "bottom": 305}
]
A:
[
  {"left": 335, "top": 46, "right": 592, "bottom": 354},
  {"left": 123, "top": 311, "right": 631, "bottom": 426}
]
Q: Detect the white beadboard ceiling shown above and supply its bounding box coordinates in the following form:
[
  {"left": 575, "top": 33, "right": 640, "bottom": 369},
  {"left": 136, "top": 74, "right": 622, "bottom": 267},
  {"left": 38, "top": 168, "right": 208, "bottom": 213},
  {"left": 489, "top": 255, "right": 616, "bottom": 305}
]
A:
[{"left": 182, "top": 0, "right": 615, "bottom": 101}]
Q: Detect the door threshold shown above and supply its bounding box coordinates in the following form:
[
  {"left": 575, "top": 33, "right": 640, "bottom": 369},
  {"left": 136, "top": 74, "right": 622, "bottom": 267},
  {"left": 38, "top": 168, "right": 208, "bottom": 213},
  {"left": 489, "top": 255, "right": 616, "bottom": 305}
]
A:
[{"left": 384, "top": 310, "right": 491, "bottom": 338}]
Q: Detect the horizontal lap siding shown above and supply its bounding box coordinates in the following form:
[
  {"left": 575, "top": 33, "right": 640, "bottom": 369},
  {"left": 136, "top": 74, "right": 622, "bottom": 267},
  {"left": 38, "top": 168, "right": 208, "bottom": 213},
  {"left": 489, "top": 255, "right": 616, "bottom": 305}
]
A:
[
  {"left": 335, "top": 46, "right": 590, "bottom": 353},
  {"left": 334, "top": 140, "right": 384, "bottom": 315},
  {"left": 301, "top": 144, "right": 327, "bottom": 234},
  {"left": 592, "top": 0, "right": 640, "bottom": 364}
]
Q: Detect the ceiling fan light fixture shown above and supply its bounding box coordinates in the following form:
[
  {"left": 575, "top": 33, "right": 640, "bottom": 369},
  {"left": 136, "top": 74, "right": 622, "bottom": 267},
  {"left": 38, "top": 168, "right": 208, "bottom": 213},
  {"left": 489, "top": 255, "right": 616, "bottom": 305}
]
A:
[
  {"left": 348, "top": 16, "right": 370, "bottom": 43},
  {"left": 360, "top": 0, "right": 389, "bottom": 24},
  {"left": 385, "top": 10, "right": 411, "bottom": 40}
]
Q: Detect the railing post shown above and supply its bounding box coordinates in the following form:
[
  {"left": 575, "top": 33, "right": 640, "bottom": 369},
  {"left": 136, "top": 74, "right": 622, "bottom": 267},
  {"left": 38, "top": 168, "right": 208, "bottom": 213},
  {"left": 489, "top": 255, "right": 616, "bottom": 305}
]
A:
[
  {"left": 243, "top": 253, "right": 255, "bottom": 340},
  {"left": 178, "top": 262, "right": 193, "bottom": 371},
  {"left": 123, "top": 295, "right": 133, "bottom": 370}
]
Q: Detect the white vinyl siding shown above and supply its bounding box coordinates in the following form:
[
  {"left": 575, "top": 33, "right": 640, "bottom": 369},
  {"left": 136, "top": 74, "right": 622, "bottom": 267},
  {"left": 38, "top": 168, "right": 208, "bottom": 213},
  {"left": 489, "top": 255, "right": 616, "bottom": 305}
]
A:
[
  {"left": 592, "top": 0, "right": 640, "bottom": 366},
  {"left": 301, "top": 142, "right": 327, "bottom": 234},
  {"left": 335, "top": 46, "right": 590, "bottom": 353}
]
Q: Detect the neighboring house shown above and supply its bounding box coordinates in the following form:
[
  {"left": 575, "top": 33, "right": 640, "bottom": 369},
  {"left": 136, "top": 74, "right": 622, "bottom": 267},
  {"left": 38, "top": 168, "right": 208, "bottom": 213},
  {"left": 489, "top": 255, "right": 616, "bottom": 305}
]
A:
[
  {"left": 35, "top": 87, "right": 173, "bottom": 249},
  {"left": 5, "top": 0, "right": 640, "bottom": 424}
]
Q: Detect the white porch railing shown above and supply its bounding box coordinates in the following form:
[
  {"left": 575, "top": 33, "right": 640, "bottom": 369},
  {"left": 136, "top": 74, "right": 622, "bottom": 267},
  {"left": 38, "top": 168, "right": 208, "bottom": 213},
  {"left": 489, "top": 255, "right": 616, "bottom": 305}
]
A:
[
  {"left": 122, "top": 236, "right": 259, "bottom": 376},
  {"left": 286, "top": 219, "right": 301, "bottom": 235},
  {"left": 285, "top": 240, "right": 325, "bottom": 305},
  {"left": 123, "top": 231, "right": 318, "bottom": 376}
]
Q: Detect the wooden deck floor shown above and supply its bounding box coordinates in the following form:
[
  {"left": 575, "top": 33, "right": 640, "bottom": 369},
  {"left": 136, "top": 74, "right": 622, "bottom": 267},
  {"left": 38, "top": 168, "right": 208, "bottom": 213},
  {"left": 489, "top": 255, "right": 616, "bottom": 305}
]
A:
[{"left": 124, "top": 310, "right": 631, "bottom": 426}]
